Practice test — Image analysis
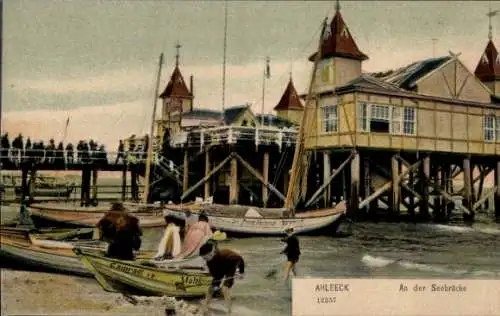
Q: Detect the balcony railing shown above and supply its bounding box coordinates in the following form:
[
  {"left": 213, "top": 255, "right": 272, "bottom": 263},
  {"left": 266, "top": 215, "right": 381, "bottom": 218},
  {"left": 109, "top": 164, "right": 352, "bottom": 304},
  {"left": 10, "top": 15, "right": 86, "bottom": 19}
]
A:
[{"left": 169, "top": 126, "right": 298, "bottom": 150}]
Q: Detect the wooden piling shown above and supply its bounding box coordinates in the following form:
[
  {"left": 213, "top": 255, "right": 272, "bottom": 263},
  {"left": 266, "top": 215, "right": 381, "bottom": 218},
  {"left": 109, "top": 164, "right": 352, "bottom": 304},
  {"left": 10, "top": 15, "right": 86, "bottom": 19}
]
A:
[
  {"left": 348, "top": 151, "right": 360, "bottom": 218},
  {"left": 121, "top": 163, "right": 127, "bottom": 201},
  {"left": 183, "top": 150, "right": 189, "bottom": 193},
  {"left": 204, "top": 150, "right": 210, "bottom": 200},
  {"left": 91, "top": 167, "right": 98, "bottom": 205},
  {"left": 229, "top": 152, "right": 239, "bottom": 204},
  {"left": 262, "top": 151, "right": 269, "bottom": 206},
  {"left": 495, "top": 160, "right": 500, "bottom": 220},
  {"left": 419, "top": 155, "right": 430, "bottom": 219},
  {"left": 322, "top": 152, "right": 331, "bottom": 208},
  {"left": 130, "top": 166, "right": 138, "bottom": 202},
  {"left": 462, "top": 157, "right": 474, "bottom": 222},
  {"left": 391, "top": 155, "right": 400, "bottom": 218}
]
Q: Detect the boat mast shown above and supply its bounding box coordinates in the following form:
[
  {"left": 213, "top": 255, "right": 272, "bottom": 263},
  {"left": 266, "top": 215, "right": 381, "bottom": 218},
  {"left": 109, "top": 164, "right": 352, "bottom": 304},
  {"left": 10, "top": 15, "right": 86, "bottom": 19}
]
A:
[
  {"left": 221, "top": 0, "right": 228, "bottom": 124},
  {"left": 284, "top": 18, "right": 328, "bottom": 216},
  {"left": 143, "top": 53, "right": 164, "bottom": 204}
]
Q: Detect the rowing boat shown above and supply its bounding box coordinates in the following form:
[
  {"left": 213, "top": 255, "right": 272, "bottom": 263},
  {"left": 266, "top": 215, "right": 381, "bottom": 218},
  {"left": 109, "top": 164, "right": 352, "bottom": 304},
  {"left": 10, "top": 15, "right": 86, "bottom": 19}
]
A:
[
  {"left": 28, "top": 203, "right": 166, "bottom": 228},
  {"left": 74, "top": 248, "right": 212, "bottom": 298},
  {"left": 163, "top": 201, "right": 346, "bottom": 236},
  {"left": 0, "top": 226, "right": 155, "bottom": 277}
]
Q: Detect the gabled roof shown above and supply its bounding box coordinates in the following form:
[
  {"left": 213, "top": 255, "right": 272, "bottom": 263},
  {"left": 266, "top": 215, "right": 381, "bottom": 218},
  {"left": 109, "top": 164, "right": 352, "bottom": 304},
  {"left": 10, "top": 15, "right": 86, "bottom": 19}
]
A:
[
  {"left": 274, "top": 77, "right": 304, "bottom": 111},
  {"left": 182, "top": 109, "right": 221, "bottom": 120},
  {"left": 223, "top": 104, "right": 251, "bottom": 125},
  {"left": 335, "top": 74, "right": 404, "bottom": 94},
  {"left": 159, "top": 66, "right": 192, "bottom": 99},
  {"left": 474, "top": 40, "right": 500, "bottom": 82},
  {"left": 308, "top": 8, "right": 368, "bottom": 62},
  {"left": 370, "top": 56, "right": 452, "bottom": 91},
  {"left": 180, "top": 105, "right": 252, "bottom": 125}
]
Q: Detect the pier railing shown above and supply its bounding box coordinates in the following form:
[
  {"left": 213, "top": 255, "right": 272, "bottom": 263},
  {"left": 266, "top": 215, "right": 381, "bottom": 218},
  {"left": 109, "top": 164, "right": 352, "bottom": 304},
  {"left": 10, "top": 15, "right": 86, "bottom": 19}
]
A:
[
  {"left": 0, "top": 150, "right": 177, "bottom": 169},
  {"left": 170, "top": 125, "right": 298, "bottom": 150}
]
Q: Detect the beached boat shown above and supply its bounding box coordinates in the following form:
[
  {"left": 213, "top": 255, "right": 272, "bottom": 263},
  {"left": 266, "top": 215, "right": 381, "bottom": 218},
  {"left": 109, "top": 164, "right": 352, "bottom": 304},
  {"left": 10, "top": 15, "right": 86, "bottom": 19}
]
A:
[
  {"left": 163, "top": 201, "right": 346, "bottom": 236},
  {"left": 73, "top": 248, "right": 212, "bottom": 298},
  {"left": 27, "top": 203, "right": 166, "bottom": 228},
  {"left": 0, "top": 226, "right": 155, "bottom": 277},
  {"left": 15, "top": 185, "right": 75, "bottom": 198}
]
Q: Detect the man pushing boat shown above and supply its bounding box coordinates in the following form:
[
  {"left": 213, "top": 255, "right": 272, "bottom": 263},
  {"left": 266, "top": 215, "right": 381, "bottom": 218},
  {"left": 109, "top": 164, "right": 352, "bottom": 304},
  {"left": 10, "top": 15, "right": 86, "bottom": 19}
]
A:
[{"left": 199, "top": 241, "right": 245, "bottom": 316}]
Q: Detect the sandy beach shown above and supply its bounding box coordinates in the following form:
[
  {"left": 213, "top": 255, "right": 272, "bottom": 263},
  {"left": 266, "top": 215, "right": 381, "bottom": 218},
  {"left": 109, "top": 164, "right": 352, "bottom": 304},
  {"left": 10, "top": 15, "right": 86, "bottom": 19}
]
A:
[{"left": 0, "top": 269, "right": 204, "bottom": 316}]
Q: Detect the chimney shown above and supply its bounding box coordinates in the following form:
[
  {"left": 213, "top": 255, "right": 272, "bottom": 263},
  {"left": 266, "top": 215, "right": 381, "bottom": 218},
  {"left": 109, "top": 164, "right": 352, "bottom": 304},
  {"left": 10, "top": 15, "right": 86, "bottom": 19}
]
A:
[{"left": 190, "top": 75, "right": 194, "bottom": 96}]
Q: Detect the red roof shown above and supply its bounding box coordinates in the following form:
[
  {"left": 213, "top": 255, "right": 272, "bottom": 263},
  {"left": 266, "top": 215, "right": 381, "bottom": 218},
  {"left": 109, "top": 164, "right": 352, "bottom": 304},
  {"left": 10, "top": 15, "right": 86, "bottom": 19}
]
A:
[
  {"left": 309, "top": 10, "right": 368, "bottom": 62},
  {"left": 274, "top": 77, "right": 304, "bottom": 111},
  {"left": 474, "top": 40, "right": 500, "bottom": 82},
  {"left": 159, "top": 66, "right": 192, "bottom": 99}
]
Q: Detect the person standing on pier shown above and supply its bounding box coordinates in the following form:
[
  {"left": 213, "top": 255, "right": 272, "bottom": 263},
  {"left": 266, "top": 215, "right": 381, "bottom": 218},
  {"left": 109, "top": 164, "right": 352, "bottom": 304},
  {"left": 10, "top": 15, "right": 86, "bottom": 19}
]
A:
[
  {"left": 115, "top": 140, "right": 125, "bottom": 165},
  {"left": 281, "top": 225, "right": 300, "bottom": 284}
]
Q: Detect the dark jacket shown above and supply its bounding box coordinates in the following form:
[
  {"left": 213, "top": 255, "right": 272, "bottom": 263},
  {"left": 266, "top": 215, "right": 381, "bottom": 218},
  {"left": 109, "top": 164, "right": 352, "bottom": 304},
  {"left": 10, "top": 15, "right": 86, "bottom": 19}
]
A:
[{"left": 281, "top": 234, "right": 301, "bottom": 261}]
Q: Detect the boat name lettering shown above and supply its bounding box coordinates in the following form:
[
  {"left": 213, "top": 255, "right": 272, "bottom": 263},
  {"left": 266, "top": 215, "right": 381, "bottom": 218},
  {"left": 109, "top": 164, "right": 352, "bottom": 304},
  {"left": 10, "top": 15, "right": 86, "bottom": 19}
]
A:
[
  {"left": 109, "top": 262, "right": 155, "bottom": 279},
  {"left": 181, "top": 275, "right": 203, "bottom": 286}
]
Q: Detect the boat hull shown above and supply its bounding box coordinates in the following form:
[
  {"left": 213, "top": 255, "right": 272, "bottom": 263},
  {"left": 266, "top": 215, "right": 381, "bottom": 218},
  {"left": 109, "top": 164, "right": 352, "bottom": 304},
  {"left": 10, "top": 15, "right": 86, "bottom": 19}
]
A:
[
  {"left": 28, "top": 204, "right": 166, "bottom": 228},
  {"left": 0, "top": 227, "right": 155, "bottom": 278},
  {"left": 164, "top": 202, "right": 347, "bottom": 236},
  {"left": 74, "top": 249, "right": 212, "bottom": 298},
  {"left": 0, "top": 235, "right": 95, "bottom": 277}
]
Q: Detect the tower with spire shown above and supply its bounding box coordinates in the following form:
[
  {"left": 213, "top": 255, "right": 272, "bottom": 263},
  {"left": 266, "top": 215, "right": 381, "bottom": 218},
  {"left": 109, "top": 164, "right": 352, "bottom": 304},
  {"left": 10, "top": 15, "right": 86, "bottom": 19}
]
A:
[
  {"left": 159, "top": 42, "right": 194, "bottom": 133},
  {"left": 273, "top": 73, "right": 304, "bottom": 124},
  {"left": 309, "top": 0, "right": 368, "bottom": 94},
  {"left": 474, "top": 7, "right": 500, "bottom": 96}
]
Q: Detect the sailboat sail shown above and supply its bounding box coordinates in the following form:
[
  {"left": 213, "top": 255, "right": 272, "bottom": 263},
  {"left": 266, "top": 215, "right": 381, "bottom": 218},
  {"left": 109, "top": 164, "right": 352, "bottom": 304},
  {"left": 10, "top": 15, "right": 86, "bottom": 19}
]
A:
[{"left": 284, "top": 18, "right": 329, "bottom": 216}]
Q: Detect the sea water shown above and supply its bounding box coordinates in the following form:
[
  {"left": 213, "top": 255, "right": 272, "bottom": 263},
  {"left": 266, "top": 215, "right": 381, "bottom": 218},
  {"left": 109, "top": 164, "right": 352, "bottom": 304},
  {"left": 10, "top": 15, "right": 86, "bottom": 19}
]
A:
[{"left": 2, "top": 205, "right": 500, "bottom": 315}]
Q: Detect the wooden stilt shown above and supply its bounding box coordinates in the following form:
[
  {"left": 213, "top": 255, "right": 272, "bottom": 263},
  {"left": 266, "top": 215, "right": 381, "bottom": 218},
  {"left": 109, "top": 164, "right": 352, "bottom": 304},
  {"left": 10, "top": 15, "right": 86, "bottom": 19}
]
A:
[
  {"left": 121, "top": 163, "right": 127, "bottom": 201},
  {"left": 462, "top": 157, "right": 474, "bottom": 222},
  {"left": 91, "top": 167, "right": 98, "bottom": 205},
  {"left": 262, "top": 152, "right": 269, "bottom": 206},
  {"left": 183, "top": 150, "right": 189, "bottom": 193},
  {"left": 408, "top": 167, "right": 416, "bottom": 220},
  {"left": 204, "top": 150, "right": 210, "bottom": 200},
  {"left": 130, "top": 166, "right": 138, "bottom": 202},
  {"left": 181, "top": 154, "right": 233, "bottom": 201},
  {"left": 390, "top": 155, "right": 400, "bottom": 218},
  {"left": 230, "top": 153, "right": 239, "bottom": 204},
  {"left": 323, "top": 152, "right": 331, "bottom": 208},
  {"left": 348, "top": 151, "right": 360, "bottom": 218},
  {"left": 495, "top": 161, "right": 500, "bottom": 220},
  {"left": 363, "top": 156, "right": 373, "bottom": 218},
  {"left": 433, "top": 164, "right": 443, "bottom": 221},
  {"left": 419, "top": 155, "right": 430, "bottom": 219}
]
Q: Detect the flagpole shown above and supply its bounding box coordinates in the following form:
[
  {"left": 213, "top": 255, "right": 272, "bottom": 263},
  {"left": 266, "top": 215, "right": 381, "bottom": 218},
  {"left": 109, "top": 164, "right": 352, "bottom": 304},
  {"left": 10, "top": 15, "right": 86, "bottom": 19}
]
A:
[{"left": 260, "top": 56, "right": 270, "bottom": 126}]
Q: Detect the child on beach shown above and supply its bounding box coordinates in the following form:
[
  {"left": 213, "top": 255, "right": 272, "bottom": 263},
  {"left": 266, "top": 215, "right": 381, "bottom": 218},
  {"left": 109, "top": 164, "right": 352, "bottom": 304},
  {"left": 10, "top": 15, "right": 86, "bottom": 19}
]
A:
[{"left": 281, "top": 225, "right": 300, "bottom": 283}]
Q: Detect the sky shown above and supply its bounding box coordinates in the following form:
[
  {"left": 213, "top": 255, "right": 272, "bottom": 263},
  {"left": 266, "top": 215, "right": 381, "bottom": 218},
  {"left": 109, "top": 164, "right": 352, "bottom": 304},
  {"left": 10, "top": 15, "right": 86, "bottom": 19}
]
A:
[{"left": 1, "top": 0, "right": 499, "bottom": 151}]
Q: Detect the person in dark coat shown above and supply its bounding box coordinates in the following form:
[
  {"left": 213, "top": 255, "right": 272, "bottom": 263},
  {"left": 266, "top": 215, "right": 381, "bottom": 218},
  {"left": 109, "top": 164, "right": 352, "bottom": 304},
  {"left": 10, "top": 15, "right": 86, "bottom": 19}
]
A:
[
  {"left": 199, "top": 241, "right": 245, "bottom": 315},
  {"left": 65, "top": 143, "right": 74, "bottom": 164},
  {"left": 95, "top": 203, "right": 142, "bottom": 261},
  {"left": 281, "top": 225, "right": 300, "bottom": 283}
]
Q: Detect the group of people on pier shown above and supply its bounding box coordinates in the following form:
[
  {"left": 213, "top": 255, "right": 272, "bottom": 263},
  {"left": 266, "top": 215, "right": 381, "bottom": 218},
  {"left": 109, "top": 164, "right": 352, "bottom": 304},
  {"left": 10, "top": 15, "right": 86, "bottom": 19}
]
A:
[{"left": 0, "top": 133, "right": 151, "bottom": 169}]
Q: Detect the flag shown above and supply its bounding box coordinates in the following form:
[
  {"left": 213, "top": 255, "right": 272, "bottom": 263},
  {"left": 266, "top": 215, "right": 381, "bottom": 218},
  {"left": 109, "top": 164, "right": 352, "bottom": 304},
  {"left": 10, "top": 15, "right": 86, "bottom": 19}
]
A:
[{"left": 265, "top": 57, "right": 271, "bottom": 79}]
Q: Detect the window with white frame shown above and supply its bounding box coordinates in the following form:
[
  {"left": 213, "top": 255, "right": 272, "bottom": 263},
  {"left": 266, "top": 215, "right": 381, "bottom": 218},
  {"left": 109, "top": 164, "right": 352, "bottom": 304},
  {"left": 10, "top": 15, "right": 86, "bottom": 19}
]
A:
[
  {"left": 496, "top": 117, "right": 500, "bottom": 141},
  {"left": 357, "top": 103, "right": 416, "bottom": 135},
  {"left": 403, "top": 107, "right": 416, "bottom": 135},
  {"left": 322, "top": 105, "right": 338, "bottom": 133},
  {"left": 358, "top": 103, "right": 368, "bottom": 132},
  {"left": 391, "top": 106, "right": 402, "bottom": 134},
  {"left": 370, "top": 104, "right": 390, "bottom": 133},
  {"left": 484, "top": 115, "right": 495, "bottom": 141}
]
